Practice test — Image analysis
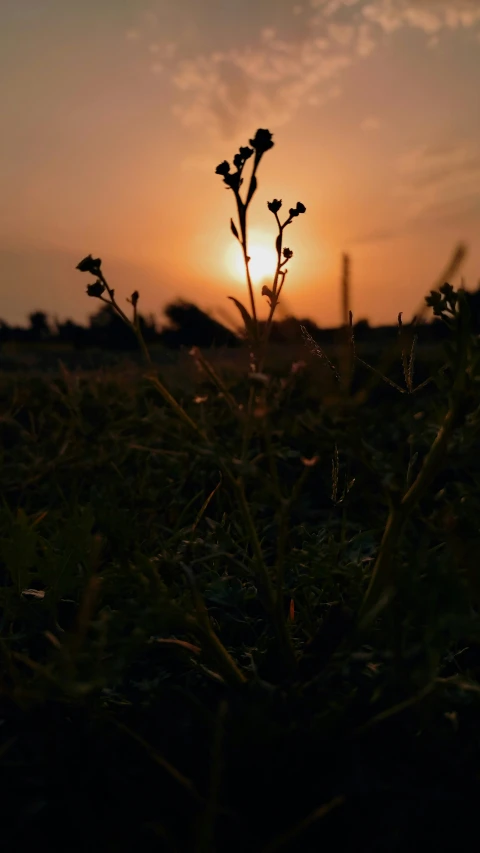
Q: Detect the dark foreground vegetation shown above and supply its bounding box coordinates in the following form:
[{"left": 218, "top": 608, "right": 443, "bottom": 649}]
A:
[{"left": 1, "top": 130, "right": 480, "bottom": 852}]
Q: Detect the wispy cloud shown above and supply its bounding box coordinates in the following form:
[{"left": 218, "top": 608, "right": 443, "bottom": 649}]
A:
[
  {"left": 394, "top": 141, "right": 480, "bottom": 224},
  {"left": 397, "top": 142, "right": 480, "bottom": 188},
  {"left": 348, "top": 226, "right": 397, "bottom": 245},
  {"left": 126, "top": 1, "right": 480, "bottom": 137},
  {"left": 350, "top": 137, "right": 480, "bottom": 241},
  {"left": 360, "top": 115, "right": 381, "bottom": 131},
  {"left": 362, "top": 1, "right": 480, "bottom": 34},
  {"left": 171, "top": 36, "right": 352, "bottom": 137}
]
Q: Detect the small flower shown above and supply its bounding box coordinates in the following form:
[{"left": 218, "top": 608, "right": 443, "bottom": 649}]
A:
[
  {"left": 86, "top": 280, "right": 105, "bottom": 298},
  {"left": 224, "top": 171, "right": 241, "bottom": 192},
  {"left": 426, "top": 291, "right": 442, "bottom": 310},
  {"left": 239, "top": 146, "right": 254, "bottom": 160},
  {"left": 129, "top": 290, "right": 139, "bottom": 307},
  {"left": 233, "top": 146, "right": 254, "bottom": 170},
  {"left": 283, "top": 248, "right": 293, "bottom": 260},
  {"left": 439, "top": 282, "right": 455, "bottom": 299},
  {"left": 215, "top": 160, "right": 231, "bottom": 176},
  {"left": 77, "top": 254, "right": 102, "bottom": 274},
  {"left": 267, "top": 199, "right": 282, "bottom": 213},
  {"left": 288, "top": 202, "right": 306, "bottom": 218},
  {"left": 249, "top": 128, "right": 274, "bottom": 154}
]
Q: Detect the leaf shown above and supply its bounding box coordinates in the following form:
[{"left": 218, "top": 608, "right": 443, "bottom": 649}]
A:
[
  {"left": 261, "top": 285, "right": 274, "bottom": 302},
  {"left": 192, "top": 477, "right": 222, "bottom": 534},
  {"left": 1, "top": 518, "right": 38, "bottom": 593},
  {"left": 21, "top": 589, "right": 46, "bottom": 600},
  {"left": 154, "top": 638, "right": 201, "bottom": 655},
  {"left": 246, "top": 174, "right": 257, "bottom": 206},
  {"left": 248, "top": 372, "right": 269, "bottom": 385},
  {"left": 228, "top": 297, "right": 254, "bottom": 338},
  {"left": 230, "top": 219, "right": 240, "bottom": 240}
]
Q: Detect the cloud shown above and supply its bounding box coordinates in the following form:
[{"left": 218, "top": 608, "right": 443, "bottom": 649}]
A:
[
  {"left": 348, "top": 227, "right": 397, "bottom": 245},
  {"left": 362, "top": 1, "right": 480, "bottom": 34},
  {"left": 328, "top": 23, "right": 355, "bottom": 45},
  {"left": 405, "top": 8, "right": 443, "bottom": 33},
  {"left": 397, "top": 143, "right": 480, "bottom": 187},
  {"left": 171, "top": 35, "right": 353, "bottom": 137},
  {"left": 356, "top": 23, "right": 376, "bottom": 55},
  {"left": 349, "top": 140, "right": 480, "bottom": 241},
  {"left": 360, "top": 115, "right": 381, "bottom": 130},
  {"left": 126, "top": 1, "right": 480, "bottom": 137},
  {"left": 414, "top": 193, "right": 480, "bottom": 225},
  {"left": 142, "top": 11, "right": 159, "bottom": 27},
  {"left": 394, "top": 142, "right": 480, "bottom": 224}
]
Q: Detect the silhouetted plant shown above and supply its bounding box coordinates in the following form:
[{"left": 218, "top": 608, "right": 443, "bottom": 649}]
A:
[
  {"left": 76, "top": 255, "right": 151, "bottom": 365},
  {"left": 28, "top": 311, "right": 50, "bottom": 342},
  {"left": 215, "top": 128, "right": 306, "bottom": 363},
  {"left": 357, "top": 281, "right": 480, "bottom": 626},
  {"left": 161, "top": 301, "right": 239, "bottom": 349}
]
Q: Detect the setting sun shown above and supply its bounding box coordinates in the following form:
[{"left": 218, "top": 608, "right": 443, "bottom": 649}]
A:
[{"left": 225, "top": 231, "right": 278, "bottom": 287}]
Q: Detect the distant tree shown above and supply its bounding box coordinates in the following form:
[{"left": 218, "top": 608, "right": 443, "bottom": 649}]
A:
[
  {"left": 0, "top": 319, "right": 11, "bottom": 350},
  {"left": 137, "top": 313, "right": 158, "bottom": 344},
  {"left": 255, "top": 317, "right": 322, "bottom": 344},
  {"left": 464, "top": 285, "right": 480, "bottom": 333},
  {"left": 55, "top": 318, "right": 88, "bottom": 349},
  {"left": 298, "top": 318, "right": 322, "bottom": 338},
  {"left": 160, "top": 301, "right": 239, "bottom": 348},
  {"left": 88, "top": 303, "right": 138, "bottom": 350},
  {"left": 28, "top": 311, "right": 50, "bottom": 342},
  {"left": 352, "top": 318, "right": 370, "bottom": 342}
]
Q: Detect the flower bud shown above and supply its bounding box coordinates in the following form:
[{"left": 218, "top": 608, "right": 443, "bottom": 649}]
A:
[
  {"left": 267, "top": 199, "right": 282, "bottom": 213},
  {"left": 249, "top": 128, "right": 274, "bottom": 154},
  {"left": 86, "top": 280, "right": 105, "bottom": 298},
  {"left": 215, "top": 160, "right": 231, "bottom": 176},
  {"left": 77, "top": 254, "right": 102, "bottom": 275}
]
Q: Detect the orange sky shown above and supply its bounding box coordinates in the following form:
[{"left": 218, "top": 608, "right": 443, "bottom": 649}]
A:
[{"left": 1, "top": 0, "right": 480, "bottom": 330}]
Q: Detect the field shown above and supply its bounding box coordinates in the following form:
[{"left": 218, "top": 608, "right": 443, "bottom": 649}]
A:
[
  {"left": 1, "top": 302, "right": 480, "bottom": 852},
  {"left": 2, "top": 129, "right": 480, "bottom": 851}
]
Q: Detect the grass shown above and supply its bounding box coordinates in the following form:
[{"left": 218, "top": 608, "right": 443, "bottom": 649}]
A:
[{"left": 1, "top": 129, "right": 480, "bottom": 852}]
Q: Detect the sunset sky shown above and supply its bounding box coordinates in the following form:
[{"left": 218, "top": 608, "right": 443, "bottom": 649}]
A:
[{"left": 1, "top": 0, "right": 480, "bottom": 331}]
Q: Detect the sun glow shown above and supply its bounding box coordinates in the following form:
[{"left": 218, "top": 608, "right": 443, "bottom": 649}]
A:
[{"left": 225, "top": 232, "right": 278, "bottom": 287}]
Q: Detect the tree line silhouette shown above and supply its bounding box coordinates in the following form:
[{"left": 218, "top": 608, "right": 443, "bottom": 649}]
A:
[{"left": 1, "top": 287, "right": 480, "bottom": 352}]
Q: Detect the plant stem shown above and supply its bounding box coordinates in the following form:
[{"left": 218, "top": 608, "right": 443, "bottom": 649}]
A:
[
  {"left": 135, "top": 327, "right": 152, "bottom": 367},
  {"left": 97, "top": 273, "right": 152, "bottom": 367},
  {"left": 197, "top": 623, "right": 247, "bottom": 688},
  {"left": 359, "top": 394, "right": 463, "bottom": 625},
  {"left": 234, "top": 477, "right": 296, "bottom": 672}
]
